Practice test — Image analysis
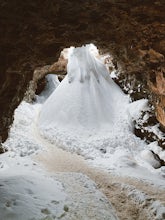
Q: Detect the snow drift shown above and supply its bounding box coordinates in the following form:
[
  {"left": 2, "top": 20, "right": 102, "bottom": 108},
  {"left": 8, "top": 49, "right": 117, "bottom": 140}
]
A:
[
  {"left": 0, "top": 174, "right": 66, "bottom": 220},
  {"left": 37, "top": 44, "right": 165, "bottom": 176},
  {"left": 38, "top": 44, "right": 129, "bottom": 142}
]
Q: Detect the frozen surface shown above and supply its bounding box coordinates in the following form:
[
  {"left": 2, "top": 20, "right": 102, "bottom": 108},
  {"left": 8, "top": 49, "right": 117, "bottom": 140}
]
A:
[
  {"left": 1, "top": 112, "right": 118, "bottom": 220},
  {"left": 4, "top": 101, "right": 42, "bottom": 157},
  {"left": 0, "top": 153, "right": 118, "bottom": 220},
  {"left": 38, "top": 44, "right": 129, "bottom": 137},
  {"left": 0, "top": 173, "right": 66, "bottom": 220},
  {"left": 128, "top": 99, "right": 149, "bottom": 120},
  {"left": 121, "top": 184, "right": 165, "bottom": 220},
  {"left": 37, "top": 44, "right": 165, "bottom": 185},
  {"left": 36, "top": 74, "right": 60, "bottom": 103},
  {"left": 38, "top": 45, "right": 134, "bottom": 159},
  {"left": 1, "top": 44, "right": 165, "bottom": 220}
]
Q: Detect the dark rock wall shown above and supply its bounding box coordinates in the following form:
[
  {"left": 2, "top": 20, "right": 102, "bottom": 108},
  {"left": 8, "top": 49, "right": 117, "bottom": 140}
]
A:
[{"left": 0, "top": 0, "right": 165, "bottom": 142}]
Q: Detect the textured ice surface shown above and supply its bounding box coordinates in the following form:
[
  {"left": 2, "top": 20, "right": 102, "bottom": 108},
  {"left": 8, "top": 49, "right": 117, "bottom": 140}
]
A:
[{"left": 38, "top": 44, "right": 130, "bottom": 149}]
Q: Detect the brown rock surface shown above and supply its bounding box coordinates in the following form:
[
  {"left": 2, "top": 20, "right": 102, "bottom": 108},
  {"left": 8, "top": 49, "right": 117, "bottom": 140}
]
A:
[
  {"left": 48, "top": 48, "right": 68, "bottom": 74},
  {"left": 0, "top": 0, "right": 165, "bottom": 141},
  {"left": 148, "top": 69, "right": 165, "bottom": 129},
  {"left": 24, "top": 48, "right": 68, "bottom": 102}
]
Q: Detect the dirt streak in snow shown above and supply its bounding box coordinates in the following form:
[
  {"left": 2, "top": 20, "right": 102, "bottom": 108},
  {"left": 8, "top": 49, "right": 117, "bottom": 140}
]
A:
[{"left": 34, "top": 129, "right": 165, "bottom": 220}]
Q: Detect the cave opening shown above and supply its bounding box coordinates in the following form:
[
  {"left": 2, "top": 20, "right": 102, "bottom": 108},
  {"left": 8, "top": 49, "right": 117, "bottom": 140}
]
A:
[{"left": 33, "top": 43, "right": 116, "bottom": 99}]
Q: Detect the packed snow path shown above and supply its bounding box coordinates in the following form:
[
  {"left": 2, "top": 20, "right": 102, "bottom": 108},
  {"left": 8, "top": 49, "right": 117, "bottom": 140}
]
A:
[
  {"left": 35, "top": 127, "right": 165, "bottom": 220},
  {"left": 1, "top": 109, "right": 119, "bottom": 220}
]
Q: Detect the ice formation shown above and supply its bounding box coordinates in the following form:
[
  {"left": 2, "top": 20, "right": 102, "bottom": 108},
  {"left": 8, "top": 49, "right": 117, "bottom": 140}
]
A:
[
  {"left": 36, "top": 44, "right": 165, "bottom": 178},
  {"left": 38, "top": 44, "right": 128, "bottom": 140},
  {"left": 36, "top": 74, "right": 60, "bottom": 103}
]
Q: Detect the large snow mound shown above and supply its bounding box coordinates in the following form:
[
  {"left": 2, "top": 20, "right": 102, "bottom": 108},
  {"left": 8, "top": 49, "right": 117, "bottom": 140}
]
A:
[{"left": 38, "top": 44, "right": 130, "bottom": 147}]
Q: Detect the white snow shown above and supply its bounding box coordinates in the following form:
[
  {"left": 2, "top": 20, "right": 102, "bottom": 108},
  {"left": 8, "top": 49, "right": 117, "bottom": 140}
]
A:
[
  {"left": 0, "top": 145, "right": 68, "bottom": 220},
  {"left": 36, "top": 74, "right": 60, "bottom": 103},
  {"left": 128, "top": 99, "right": 149, "bottom": 121},
  {"left": 38, "top": 44, "right": 127, "bottom": 135},
  {"left": 0, "top": 173, "right": 66, "bottom": 220},
  {"left": 140, "top": 149, "right": 162, "bottom": 169},
  {"left": 0, "top": 149, "right": 119, "bottom": 220},
  {"left": 37, "top": 44, "right": 165, "bottom": 184},
  {"left": 121, "top": 183, "right": 165, "bottom": 220},
  {"left": 147, "top": 124, "right": 165, "bottom": 140},
  {"left": 1, "top": 44, "right": 165, "bottom": 220},
  {"left": 4, "top": 101, "right": 42, "bottom": 157},
  {"left": 38, "top": 44, "right": 132, "bottom": 155}
]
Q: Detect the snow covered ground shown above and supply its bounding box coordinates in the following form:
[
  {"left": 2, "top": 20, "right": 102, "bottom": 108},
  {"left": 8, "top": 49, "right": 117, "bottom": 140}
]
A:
[
  {"left": 37, "top": 44, "right": 165, "bottom": 185},
  {"left": 0, "top": 100, "right": 118, "bottom": 219},
  {"left": 1, "top": 44, "right": 165, "bottom": 219}
]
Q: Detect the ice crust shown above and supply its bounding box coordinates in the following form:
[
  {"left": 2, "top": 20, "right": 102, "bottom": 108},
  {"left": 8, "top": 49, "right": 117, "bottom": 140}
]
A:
[{"left": 38, "top": 44, "right": 130, "bottom": 144}]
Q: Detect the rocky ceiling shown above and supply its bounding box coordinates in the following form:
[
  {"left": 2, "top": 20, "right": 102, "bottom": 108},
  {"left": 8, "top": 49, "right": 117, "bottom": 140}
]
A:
[{"left": 0, "top": 0, "right": 165, "bottom": 142}]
